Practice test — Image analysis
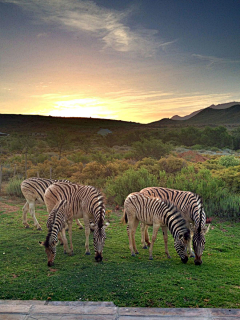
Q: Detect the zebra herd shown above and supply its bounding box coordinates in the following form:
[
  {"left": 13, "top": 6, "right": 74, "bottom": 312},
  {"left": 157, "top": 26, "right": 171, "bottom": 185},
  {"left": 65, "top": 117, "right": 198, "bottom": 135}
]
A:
[{"left": 20, "top": 177, "right": 210, "bottom": 267}]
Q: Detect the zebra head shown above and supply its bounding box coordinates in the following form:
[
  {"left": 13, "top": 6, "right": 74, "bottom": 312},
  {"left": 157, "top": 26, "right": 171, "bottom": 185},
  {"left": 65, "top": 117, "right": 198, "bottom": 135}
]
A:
[
  {"left": 39, "top": 237, "right": 57, "bottom": 267},
  {"left": 193, "top": 224, "right": 210, "bottom": 265},
  {"left": 174, "top": 230, "right": 191, "bottom": 264},
  {"left": 92, "top": 222, "right": 109, "bottom": 262}
]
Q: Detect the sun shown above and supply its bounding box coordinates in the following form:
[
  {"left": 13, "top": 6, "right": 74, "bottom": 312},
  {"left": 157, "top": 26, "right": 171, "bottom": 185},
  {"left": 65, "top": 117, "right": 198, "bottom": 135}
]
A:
[{"left": 49, "top": 98, "right": 108, "bottom": 118}]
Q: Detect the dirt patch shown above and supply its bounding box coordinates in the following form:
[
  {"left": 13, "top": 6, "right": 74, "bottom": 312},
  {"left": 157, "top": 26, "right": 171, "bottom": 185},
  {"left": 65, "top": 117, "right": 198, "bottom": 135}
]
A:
[
  {"left": 0, "top": 196, "right": 22, "bottom": 213},
  {"left": 177, "top": 150, "right": 208, "bottom": 163}
]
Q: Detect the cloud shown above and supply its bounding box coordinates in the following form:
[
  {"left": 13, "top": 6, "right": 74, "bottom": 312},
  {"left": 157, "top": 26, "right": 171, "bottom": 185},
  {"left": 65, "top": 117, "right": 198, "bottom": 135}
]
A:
[
  {"left": 2, "top": 0, "right": 167, "bottom": 57},
  {"left": 192, "top": 54, "right": 240, "bottom": 67}
]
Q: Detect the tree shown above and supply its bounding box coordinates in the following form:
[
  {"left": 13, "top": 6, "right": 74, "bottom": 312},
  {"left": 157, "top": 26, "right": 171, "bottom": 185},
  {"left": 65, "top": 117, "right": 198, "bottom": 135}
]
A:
[
  {"left": 47, "top": 129, "right": 72, "bottom": 160},
  {"left": 132, "top": 138, "right": 173, "bottom": 160}
]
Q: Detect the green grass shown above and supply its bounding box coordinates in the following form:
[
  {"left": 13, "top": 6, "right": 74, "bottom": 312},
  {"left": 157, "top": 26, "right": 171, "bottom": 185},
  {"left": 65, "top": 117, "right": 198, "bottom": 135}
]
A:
[{"left": 0, "top": 198, "right": 240, "bottom": 308}]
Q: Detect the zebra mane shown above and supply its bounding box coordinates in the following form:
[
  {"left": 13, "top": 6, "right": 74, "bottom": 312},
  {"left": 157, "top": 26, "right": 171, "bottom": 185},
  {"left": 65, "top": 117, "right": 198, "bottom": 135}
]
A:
[
  {"left": 45, "top": 200, "right": 66, "bottom": 247},
  {"left": 193, "top": 193, "right": 205, "bottom": 233}
]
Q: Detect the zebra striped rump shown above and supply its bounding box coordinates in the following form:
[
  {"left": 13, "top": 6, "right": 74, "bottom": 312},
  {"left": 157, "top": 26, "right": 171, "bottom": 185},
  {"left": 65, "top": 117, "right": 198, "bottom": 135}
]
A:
[{"left": 21, "top": 177, "right": 83, "bottom": 230}]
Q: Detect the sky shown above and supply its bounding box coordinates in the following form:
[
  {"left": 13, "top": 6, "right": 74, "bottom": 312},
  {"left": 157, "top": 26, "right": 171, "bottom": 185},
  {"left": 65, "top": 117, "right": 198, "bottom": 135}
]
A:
[{"left": 1, "top": 0, "right": 240, "bottom": 124}]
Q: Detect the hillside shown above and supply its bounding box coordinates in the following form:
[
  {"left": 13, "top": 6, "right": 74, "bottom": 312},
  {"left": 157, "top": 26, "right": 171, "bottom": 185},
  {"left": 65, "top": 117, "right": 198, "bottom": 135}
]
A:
[
  {"left": 187, "top": 104, "right": 240, "bottom": 125},
  {"left": 171, "top": 101, "right": 240, "bottom": 121},
  {"left": 149, "top": 104, "right": 240, "bottom": 127},
  {"left": 0, "top": 114, "right": 141, "bottom": 135}
]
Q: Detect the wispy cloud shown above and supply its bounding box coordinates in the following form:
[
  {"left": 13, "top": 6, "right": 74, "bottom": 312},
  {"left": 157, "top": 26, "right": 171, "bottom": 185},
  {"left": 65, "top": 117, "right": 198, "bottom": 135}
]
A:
[
  {"left": 192, "top": 54, "right": 240, "bottom": 67},
  {"left": 2, "top": 0, "right": 168, "bottom": 57}
]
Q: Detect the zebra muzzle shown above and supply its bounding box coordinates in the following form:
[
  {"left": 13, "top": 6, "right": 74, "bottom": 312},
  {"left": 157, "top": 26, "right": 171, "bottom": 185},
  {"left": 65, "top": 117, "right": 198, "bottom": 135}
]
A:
[
  {"left": 48, "top": 260, "right": 54, "bottom": 267},
  {"left": 194, "top": 255, "right": 202, "bottom": 265},
  {"left": 181, "top": 256, "right": 188, "bottom": 264},
  {"left": 95, "top": 252, "right": 103, "bottom": 262}
]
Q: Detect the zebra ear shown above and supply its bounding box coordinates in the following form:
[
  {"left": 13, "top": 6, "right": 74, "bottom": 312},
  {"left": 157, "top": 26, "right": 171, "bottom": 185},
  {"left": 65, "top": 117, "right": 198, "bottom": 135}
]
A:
[
  {"left": 52, "top": 240, "right": 58, "bottom": 246},
  {"left": 103, "top": 222, "right": 110, "bottom": 229},
  {"left": 203, "top": 224, "right": 210, "bottom": 234}
]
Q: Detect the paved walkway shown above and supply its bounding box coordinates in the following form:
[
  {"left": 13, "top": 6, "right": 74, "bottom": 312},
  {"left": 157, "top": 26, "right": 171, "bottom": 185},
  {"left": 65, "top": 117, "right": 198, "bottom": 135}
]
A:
[{"left": 0, "top": 300, "right": 240, "bottom": 320}]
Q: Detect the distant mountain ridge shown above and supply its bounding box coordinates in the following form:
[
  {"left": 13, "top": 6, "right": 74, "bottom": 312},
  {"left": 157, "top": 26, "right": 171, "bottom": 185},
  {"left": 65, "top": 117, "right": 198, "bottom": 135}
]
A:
[
  {"left": 171, "top": 102, "right": 240, "bottom": 120},
  {"left": 149, "top": 103, "right": 240, "bottom": 127}
]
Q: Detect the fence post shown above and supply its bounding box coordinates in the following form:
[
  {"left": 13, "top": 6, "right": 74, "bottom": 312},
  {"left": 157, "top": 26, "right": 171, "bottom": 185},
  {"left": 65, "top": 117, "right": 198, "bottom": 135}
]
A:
[
  {"left": 25, "top": 152, "right": 27, "bottom": 179},
  {"left": 0, "top": 165, "right": 2, "bottom": 193}
]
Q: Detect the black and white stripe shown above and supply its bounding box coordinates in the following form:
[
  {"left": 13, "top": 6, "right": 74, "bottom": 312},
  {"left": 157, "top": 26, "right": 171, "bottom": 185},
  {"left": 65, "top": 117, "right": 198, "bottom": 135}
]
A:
[
  {"left": 123, "top": 192, "right": 190, "bottom": 263},
  {"left": 43, "top": 182, "right": 107, "bottom": 265},
  {"left": 140, "top": 187, "right": 209, "bottom": 265},
  {"left": 21, "top": 177, "right": 83, "bottom": 230}
]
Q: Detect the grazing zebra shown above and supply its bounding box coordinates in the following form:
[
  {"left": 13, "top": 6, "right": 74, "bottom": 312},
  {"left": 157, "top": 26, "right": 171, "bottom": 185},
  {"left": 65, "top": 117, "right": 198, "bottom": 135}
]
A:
[
  {"left": 21, "top": 177, "right": 83, "bottom": 230},
  {"left": 40, "top": 199, "right": 67, "bottom": 266},
  {"left": 123, "top": 192, "right": 191, "bottom": 263},
  {"left": 140, "top": 187, "right": 209, "bottom": 265},
  {"left": 41, "top": 181, "right": 108, "bottom": 265}
]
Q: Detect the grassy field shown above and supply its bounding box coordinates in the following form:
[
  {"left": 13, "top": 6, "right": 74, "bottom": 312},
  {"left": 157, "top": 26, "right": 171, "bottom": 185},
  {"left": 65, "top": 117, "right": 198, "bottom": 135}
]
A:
[{"left": 0, "top": 196, "right": 240, "bottom": 308}]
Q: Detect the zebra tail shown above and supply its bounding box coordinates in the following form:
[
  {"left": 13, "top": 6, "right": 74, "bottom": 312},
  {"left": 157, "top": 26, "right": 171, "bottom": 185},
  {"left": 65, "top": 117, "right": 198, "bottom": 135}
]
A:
[{"left": 121, "top": 209, "right": 128, "bottom": 224}]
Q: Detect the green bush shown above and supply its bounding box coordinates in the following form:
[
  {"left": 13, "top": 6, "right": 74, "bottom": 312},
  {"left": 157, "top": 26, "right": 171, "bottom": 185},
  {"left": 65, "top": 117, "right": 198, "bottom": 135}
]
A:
[
  {"left": 158, "top": 166, "right": 239, "bottom": 218},
  {"left": 218, "top": 155, "right": 240, "bottom": 168},
  {"left": 6, "top": 177, "right": 23, "bottom": 197},
  {"left": 132, "top": 138, "right": 173, "bottom": 160},
  {"left": 105, "top": 167, "right": 158, "bottom": 205}
]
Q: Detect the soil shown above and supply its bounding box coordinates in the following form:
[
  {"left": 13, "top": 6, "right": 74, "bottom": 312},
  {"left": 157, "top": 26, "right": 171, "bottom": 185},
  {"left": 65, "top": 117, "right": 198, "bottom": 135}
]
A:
[{"left": 177, "top": 150, "right": 208, "bottom": 163}]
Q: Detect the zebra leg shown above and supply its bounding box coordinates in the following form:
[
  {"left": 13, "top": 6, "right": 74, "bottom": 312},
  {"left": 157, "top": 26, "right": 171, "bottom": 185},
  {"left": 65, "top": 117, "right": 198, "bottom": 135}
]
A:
[
  {"left": 189, "top": 231, "right": 195, "bottom": 258},
  {"left": 83, "top": 217, "right": 91, "bottom": 255},
  {"left": 76, "top": 219, "right": 84, "bottom": 229},
  {"left": 128, "top": 218, "right": 139, "bottom": 256},
  {"left": 29, "top": 201, "right": 42, "bottom": 230},
  {"left": 144, "top": 225, "right": 151, "bottom": 247},
  {"left": 162, "top": 225, "right": 171, "bottom": 258},
  {"left": 60, "top": 229, "right": 71, "bottom": 255},
  {"left": 149, "top": 223, "right": 160, "bottom": 260},
  {"left": 140, "top": 223, "right": 150, "bottom": 249},
  {"left": 22, "top": 201, "right": 30, "bottom": 228},
  {"left": 66, "top": 221, "right": 74, "bottom": 255}
]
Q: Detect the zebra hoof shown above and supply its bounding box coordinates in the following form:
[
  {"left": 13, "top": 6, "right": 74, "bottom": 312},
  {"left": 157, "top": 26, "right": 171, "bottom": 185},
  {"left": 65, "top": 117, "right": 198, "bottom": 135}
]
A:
[
  {"left": 131, "top": 253, "right": 136, "bottom": 257},
  {"left": 142, "top": 245, "right": 148, "bottom": 249},
  {"left": 85, "top": 252, "right": 91, "bottom": 255},
  {"left": 37, "top": 227, "right": 42, "bottom": 231},
  {"left": 149, "top": 256, "right": 153, "bottom": 260},
  {"left": 135, "top": 251, "right": 139, "bottom": 254},
  {"left": 24, "top": 225, "right": 30, "bottom": 229},
  {"left": 190, "top": 253, "right": 195, "bottom": 258}
]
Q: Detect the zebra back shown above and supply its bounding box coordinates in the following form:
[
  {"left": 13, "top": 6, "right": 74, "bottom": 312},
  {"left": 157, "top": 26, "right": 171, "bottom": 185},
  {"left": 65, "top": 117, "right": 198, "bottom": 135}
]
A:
[{"left": 21, "top": 177, "right": 70, "bottom": 202}]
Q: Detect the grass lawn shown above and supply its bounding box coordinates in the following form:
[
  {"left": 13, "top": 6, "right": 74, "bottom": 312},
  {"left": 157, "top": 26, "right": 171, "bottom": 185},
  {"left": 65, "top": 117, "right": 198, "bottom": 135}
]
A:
[{"left": 0, "top": 196, "right": 239, "bottom": 308}]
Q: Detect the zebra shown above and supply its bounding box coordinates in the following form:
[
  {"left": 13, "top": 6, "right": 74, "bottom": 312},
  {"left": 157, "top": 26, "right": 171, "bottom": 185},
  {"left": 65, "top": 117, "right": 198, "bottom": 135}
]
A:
[
  {"left": 21, "top": 177, "right": 83, "bottom": 230},
  {"left": 123, "top": 192, "right": 191, "bottom": 263},
  {"left": 140, "top": 187, "right": 210, "bottom": 265},
  {"left": 40, "top": 181, "right": 108, "bottom": 265},
  {"left": 40, "top": 199, "right": 67, "bottom": 266}
]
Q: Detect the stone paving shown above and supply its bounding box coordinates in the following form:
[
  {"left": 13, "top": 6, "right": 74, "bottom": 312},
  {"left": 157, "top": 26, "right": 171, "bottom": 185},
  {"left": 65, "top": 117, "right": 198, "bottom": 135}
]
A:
[{"left": 0, "top": 300, "right": 240, "bottom": 320}]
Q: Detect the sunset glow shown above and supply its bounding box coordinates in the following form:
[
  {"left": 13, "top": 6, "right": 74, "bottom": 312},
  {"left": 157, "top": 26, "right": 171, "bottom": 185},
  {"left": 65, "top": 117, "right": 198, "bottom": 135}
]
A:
[{"left": 1, "top": 0, "right": 240, "bottom": 123}]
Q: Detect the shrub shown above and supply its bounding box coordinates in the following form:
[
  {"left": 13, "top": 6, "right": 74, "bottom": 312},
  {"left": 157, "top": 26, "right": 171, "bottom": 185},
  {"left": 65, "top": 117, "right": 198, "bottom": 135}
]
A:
[
  {"left": 132, "top": 138, "right": 173, "bottom": 160},
  {"left": 6, "top": 177, "right": 23, "bottom": 197},
  {"left": 218, "top": 155, "right": 240, "bottom": 168},
  {"left": 105, "top": 167, "right": 158, "bottom": 205}
]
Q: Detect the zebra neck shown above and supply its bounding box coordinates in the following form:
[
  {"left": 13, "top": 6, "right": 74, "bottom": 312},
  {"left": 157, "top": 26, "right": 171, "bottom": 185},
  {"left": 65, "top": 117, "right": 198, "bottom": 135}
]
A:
[{"left": 164, "top": 211, "right": 186, "bottom": 239}]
